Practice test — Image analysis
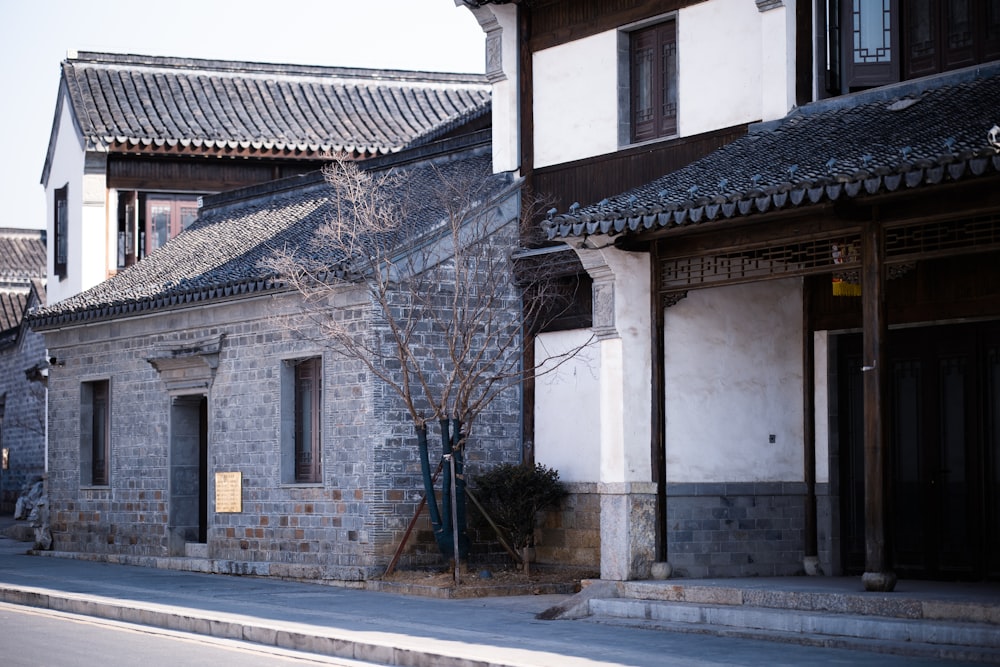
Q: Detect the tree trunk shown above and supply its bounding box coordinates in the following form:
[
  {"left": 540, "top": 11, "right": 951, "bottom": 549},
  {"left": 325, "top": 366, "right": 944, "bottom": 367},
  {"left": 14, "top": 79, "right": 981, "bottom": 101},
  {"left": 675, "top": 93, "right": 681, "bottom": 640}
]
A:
[{"left": 416, "top": 420, "right": 469, "bottom": 562}]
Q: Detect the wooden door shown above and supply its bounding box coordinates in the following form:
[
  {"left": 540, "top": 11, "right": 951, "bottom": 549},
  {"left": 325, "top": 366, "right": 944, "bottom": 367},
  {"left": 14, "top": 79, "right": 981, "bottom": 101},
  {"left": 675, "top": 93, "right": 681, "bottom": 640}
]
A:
[{"left": 839, "top": 321, "right": 998, "bottom": 579}]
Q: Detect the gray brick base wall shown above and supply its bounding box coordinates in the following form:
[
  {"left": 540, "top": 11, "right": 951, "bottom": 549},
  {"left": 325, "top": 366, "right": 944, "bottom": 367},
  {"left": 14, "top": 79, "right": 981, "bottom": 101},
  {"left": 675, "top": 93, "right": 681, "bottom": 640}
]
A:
[
  {"left": 535, "top": 482, "right": 600, "bottom": 569},
  {"left": 0, "top": 326, "right": 48, "bottom": 511},
  {"left": 665, "top": 481, "right": 807, "bottom": 578}
]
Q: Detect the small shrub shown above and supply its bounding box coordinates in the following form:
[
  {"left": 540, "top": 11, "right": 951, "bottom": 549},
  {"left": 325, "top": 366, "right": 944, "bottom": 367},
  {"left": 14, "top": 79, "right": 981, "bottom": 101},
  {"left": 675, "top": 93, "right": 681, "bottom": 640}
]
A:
[{"left": 471, "top": 462, "right": 568, "bottom": 553}]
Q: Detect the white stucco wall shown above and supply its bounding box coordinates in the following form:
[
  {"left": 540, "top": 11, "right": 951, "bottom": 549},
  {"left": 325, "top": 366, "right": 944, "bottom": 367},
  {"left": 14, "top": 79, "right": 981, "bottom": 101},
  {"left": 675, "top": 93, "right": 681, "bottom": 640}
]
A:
[
  {"left": 663, "top": 278, "right": 804, "bottom": 483},
  {"left": 488, "top": 5, "right": 520, "bottom": 173},
  {"left": 533, "top": 329, "right": 600, "bottom": 483},
  {"left": 81, "top": 154, "right": 109, "bottom": 296},
  {"left": 532, "top": 31, "right": 620, "bottom": 167},
  {"left": 677, "top": 0, "right": 763, "bottom": 135},
  {"left": 44, "top": 93, "right": 88, "bottom": 306},
  {"left": 531, "top": 0, "right": 768, "bottom": 168},
  {"left": 44, "top": 89, "right": 112, "bottom": 307},
  {"left": 756, "top": 0, "right": 797, "bottom": 122}
]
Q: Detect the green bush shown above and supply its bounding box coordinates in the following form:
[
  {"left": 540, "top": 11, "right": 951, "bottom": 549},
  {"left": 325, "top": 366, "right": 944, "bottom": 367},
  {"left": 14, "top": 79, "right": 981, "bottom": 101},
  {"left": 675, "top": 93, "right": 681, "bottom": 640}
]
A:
[{"left": 471, "top": 462, "right": 567, "bottom": 553}]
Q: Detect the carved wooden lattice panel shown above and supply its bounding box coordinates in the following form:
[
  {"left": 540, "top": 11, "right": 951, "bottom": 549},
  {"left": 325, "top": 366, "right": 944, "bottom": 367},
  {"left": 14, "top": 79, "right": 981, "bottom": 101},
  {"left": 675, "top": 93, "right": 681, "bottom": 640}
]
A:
[
  {"left": 658, "top": 212, "right": 1000, "bottom": 303},
  {"left": 885, "top": 213, "right": 1000, "bottom": 262},
  {"left": 660, "top": 234, "right": 863, "bottom": 293}
]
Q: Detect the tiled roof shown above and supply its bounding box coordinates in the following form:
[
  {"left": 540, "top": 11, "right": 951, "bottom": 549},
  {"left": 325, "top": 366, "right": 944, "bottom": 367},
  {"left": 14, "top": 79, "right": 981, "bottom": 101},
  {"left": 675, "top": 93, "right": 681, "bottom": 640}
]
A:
[
  {"left": 545, "top": 63, "right": 1000, "bottom": 240},
  {"left": 0, "top": 291, "right": 29, "bottom": 334},
  {"left": 0, "top": 280, "right": 43, "bottom": 345},
  {"left": 0, "top": 227, "right": 45, "bottom": 341},
  {"left": 59, "top": 51, "right": 491, "bottom": 158},
  {"left": 0, "top": 229, "right": 46, "bottom": 287},
  {"left": 29, "top": 133, "right": 513, "bottom": 329}
]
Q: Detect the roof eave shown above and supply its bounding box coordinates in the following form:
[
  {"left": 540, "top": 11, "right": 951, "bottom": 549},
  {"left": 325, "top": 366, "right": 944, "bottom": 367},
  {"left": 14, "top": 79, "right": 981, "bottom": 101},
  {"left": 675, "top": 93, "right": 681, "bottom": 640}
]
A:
[{"left": 546, "top": 150, "right": 1000, "bottom": 242}]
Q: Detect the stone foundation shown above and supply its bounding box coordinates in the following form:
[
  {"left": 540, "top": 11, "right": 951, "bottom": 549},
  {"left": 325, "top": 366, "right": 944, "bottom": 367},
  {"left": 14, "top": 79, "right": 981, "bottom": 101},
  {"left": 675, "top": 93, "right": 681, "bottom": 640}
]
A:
[{"left": 665, "top": 481, "right": 806, "bottom": 578}]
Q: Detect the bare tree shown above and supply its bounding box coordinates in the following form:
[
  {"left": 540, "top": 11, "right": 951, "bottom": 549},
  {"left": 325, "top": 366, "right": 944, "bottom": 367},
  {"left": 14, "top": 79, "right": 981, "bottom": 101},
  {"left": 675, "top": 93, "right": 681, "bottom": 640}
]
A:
[{"left": 266, "top": 153, "right": 588, "bottom": 570}]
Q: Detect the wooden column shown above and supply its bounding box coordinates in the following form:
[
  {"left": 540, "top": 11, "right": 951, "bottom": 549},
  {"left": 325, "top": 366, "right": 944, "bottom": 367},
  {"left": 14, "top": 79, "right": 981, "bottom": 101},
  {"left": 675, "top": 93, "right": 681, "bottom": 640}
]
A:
[
  {"left": 861, "top": 216, "right": 896, "bottom": 592},
  {"left": 651, "top": 242, "right": 667, "bottom": 565},
  {"left": 802, "top": 282, "right": 819, "bottom": 573}
]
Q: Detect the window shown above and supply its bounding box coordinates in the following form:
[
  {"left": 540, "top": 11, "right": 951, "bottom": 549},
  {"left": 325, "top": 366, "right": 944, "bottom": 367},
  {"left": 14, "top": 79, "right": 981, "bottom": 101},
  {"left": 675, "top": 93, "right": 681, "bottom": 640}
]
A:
[
  {"left": 117, "top": 191, "right": 138, "bottom": 269},
  {"left": 902, "top": 0, "right": 1000, "bottom": 79},
  {"left": 826, "top": 0, "right": 1000, "bottom": 94},
  {"left": 281, "top": 357, "right": 322, "bottom": 484},
  {"left": 629, "top": 19, "right": 678, "bottom": 143},
  {"left": 81, "top": 380, "right": 110, "bottom": 486},
  {"left": 145, "top": 194, "right": 201, "bottom": 256},
  {"left": 54, "top": 185, "right": 68, "bottom": 279},
  {"left": 117, "top": 192, "right": 203, "bottom": 268}
]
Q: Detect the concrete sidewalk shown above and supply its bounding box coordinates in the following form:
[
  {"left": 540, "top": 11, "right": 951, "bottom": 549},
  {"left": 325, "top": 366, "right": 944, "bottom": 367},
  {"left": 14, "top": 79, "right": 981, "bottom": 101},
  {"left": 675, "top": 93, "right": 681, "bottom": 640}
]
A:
[{"left": 0, "top": 526, "right": 982, "bottom": 666}]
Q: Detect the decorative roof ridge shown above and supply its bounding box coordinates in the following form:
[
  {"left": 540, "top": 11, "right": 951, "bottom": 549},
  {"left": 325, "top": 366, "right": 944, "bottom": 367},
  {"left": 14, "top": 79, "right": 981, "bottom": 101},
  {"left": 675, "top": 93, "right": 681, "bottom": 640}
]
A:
[
  {"left": 361, "top": 128, "right": 493, "bottom": 171},
  {"left": 198, "top": 171, "right": 329, "bottom": 215},
  {"left": 405, "top": 100, "right": 493, "bottom": 148},
  {"left": 0, "top": 227, "right": 46, "bottom": 238},
  {"left": 27, "top": 276, "right": 285, "bottom": 330},
  {"left": 67, "top": 51, "right": 490, "bottom": 86}
]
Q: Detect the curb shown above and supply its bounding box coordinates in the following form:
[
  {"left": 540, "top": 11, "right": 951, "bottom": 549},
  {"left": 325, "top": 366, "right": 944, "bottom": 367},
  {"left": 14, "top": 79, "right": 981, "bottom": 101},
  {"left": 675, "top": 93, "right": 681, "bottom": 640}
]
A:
[{"left": 0, "top": 583, "right": 608, "bottom": 667}]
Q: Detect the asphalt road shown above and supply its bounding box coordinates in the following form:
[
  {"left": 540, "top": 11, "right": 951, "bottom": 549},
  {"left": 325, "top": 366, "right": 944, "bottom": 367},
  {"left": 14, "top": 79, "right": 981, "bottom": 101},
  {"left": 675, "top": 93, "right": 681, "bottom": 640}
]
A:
[{"left": 0, "top": 602, "right": 381, "bottom": 667}]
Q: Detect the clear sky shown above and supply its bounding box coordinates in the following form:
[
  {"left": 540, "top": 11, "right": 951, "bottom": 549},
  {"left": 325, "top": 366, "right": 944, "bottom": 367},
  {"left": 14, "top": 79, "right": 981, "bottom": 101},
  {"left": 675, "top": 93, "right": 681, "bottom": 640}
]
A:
[{"left": 0, "top": 0, "right": 486, "bottom": 231}]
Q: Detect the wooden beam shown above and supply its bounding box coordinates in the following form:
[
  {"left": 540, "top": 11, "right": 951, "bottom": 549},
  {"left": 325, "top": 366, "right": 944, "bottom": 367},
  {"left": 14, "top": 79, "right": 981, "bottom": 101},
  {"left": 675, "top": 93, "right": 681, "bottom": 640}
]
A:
[{"left": 861, "top": 215, "right": 897, "bottom": 592}]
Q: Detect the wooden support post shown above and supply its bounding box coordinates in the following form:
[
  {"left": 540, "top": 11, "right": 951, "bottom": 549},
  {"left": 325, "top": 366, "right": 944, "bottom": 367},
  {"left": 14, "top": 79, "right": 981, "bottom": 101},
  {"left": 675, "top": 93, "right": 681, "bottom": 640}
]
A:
[
  {"left": 861, "top": 217, "right": 896, "bottom": 592},
  {"left": 802, "top": 281, "right": 819, "bottom": 574}
]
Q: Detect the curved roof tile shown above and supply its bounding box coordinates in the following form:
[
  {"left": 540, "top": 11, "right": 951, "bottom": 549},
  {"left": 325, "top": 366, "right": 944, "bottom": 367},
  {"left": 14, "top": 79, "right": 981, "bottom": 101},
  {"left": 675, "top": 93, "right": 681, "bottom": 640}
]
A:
[
  {"left": 30, "top": 138, "right": 511, "bottom": 329},
  {"left": 62, "top": 51, "right": 491, "bottom": 158},
  {"left": 546, "top": 64, "right": 1000, "bottom": 240}
]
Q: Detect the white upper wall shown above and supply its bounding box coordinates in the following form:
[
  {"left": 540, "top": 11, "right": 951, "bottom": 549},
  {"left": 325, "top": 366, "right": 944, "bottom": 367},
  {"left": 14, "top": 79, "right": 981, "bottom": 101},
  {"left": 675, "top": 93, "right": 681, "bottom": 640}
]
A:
[
  {"left": 533, "top": 31, "right": 621, "bottom": 167},
  {"left": 44, "top": 91, "right": 109, "bottom": 306},
  {"left": 468, "top": 3, "right": 521, "bottom": 173},
  {"left": 663, "top": 278, "right": 804, "bottom": 483},
  {"left": 531, "top": 0, "right": 796, "bottom": 168}
]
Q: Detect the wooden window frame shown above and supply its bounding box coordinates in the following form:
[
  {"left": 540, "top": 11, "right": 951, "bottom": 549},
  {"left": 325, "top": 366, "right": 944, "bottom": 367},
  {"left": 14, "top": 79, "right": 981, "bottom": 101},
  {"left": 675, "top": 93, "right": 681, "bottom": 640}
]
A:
[
  {"left": 54, "top": 185, "right": 68, "bottom": 279},
  {"left": 903, "top": 0, "right": 1000, "bottom": 79},
  {"left": 827, "top": 0, "right": 1000, "bottom": 95},
  {"left": 81, "top": 379, "right": 110, "bottom": 487},
  {"left": 841, "top": 0, "right": 900, "bottom": 90},
  {"left": 117, "top": 191, "right": 138, "bottom": 269},
  {"left": 629, "top": 18, "right": 678, "bottom": 144},
  {"left": 293, "top": 357, "right": 322, "bottom": 484},
  {"left": 144, "top": 194, "right": 201, "bottom": 256}
]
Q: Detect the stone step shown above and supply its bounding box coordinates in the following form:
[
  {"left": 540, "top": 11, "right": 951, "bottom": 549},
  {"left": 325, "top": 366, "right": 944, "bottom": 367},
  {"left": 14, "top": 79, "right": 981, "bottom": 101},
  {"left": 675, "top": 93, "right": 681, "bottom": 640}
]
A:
[
  {"left": 615, "top": 580, "right": 1000, "bottom": 626},
  {"left": 579, "top": 582, "right": 1000, "bottom": 664},
  {"left": 184, "top": 542, "right": 208, "bottom": 559}
]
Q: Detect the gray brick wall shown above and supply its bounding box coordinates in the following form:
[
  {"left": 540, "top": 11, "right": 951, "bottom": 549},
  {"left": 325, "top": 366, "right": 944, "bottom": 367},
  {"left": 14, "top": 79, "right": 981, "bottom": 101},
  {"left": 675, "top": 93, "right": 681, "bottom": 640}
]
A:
[
  {"left": 665, "top": 482, "right": 807, "bottom": 578},
  {"left": 0, "top": 324, "right": 48, "bottom": 511},
  {"left": 535, "top": 482, "right": 600, "bottom": 569},
  {"left": 40, "top": 222, "right": 524, "bottom": 580}
]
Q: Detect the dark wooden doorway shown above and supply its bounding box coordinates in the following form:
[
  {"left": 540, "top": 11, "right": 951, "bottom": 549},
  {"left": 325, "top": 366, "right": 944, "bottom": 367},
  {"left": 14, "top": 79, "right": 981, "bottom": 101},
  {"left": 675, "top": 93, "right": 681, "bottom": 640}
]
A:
[
  {"left": 838, "top": 320, "right": 1000, "bottom": 580},
  {"left": 168, "top": 394, "right": 209, "bottom": 554}
]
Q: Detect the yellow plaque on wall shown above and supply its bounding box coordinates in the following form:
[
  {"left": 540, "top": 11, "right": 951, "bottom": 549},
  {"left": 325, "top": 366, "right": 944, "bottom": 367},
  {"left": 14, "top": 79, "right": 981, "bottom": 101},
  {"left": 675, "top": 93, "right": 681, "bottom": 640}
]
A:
[{"left": 215, "top": 471, "right": 242, "bottom": 513}]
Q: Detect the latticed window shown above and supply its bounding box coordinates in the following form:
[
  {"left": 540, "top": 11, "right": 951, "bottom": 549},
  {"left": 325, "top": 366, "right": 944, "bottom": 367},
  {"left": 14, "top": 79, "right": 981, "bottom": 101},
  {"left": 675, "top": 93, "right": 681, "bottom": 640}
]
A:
[
  {"left": 630, "top": 19, "right": 677, "bottom": 143},
  {"left": 294, "top": 357, "right": 322, "bottom": 484},
  {"left": 54, "top": 185, "right": 68, "bottom": 279},
  {"left": 830, "top": 0, "right": 1000, "bottom": 92},
  {"left": 145, "top": 194, "right": 201, "bottom": 256}
]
